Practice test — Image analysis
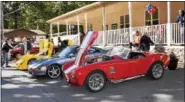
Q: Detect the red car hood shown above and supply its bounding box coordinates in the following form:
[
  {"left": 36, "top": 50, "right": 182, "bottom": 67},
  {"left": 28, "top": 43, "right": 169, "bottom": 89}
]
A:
[{"left": 64, "top": 31, "right": 98, "bottom": 74}]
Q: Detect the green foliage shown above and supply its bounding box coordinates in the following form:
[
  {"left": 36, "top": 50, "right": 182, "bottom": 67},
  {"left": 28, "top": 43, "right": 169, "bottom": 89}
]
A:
[{"left": 3, "top": 1, "right": 94, "bottom": 34}]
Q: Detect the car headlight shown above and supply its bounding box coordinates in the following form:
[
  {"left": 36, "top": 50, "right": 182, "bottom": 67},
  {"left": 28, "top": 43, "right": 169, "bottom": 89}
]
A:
[
  {"left": 16, "top": 60, "right": 24, "bottom": 64},
  {"left": 40, "top": 66, "right": 47, "bottom": 71}
]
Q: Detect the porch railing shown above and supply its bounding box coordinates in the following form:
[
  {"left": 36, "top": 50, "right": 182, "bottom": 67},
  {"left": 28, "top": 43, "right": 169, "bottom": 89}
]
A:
[
  {"left": 52, "top": 23, "right": 184, "bottom": 46},
  {"left": 171, "top": 23, "right": 184, "bottom": 45}
]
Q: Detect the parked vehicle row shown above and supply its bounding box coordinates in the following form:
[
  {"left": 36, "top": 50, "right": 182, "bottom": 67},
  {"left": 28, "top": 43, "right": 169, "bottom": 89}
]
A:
[{"left": 14, "top": 31, "right": 177, "bottom": 93}]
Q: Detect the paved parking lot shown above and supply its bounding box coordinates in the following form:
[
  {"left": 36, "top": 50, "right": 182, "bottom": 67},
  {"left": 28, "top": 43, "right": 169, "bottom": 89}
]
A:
[{"left": 1, "top": 62, "right": 184, "bottom": 102}]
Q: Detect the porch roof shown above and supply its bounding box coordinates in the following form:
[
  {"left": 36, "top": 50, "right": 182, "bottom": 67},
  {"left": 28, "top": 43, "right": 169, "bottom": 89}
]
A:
[{"left": 47, "top": 2, "right": 107, "bottom": 25}]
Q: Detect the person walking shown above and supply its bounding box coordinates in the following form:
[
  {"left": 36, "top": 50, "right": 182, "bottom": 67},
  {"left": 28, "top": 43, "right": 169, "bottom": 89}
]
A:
[{"left": 1, "top": 38, "right": 14, "bottom": 68}]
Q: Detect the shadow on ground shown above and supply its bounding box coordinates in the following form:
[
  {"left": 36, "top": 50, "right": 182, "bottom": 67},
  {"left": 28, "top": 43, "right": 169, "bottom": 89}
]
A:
[{"left": 1, "top": 67, "right": 184, "bottom": 102}]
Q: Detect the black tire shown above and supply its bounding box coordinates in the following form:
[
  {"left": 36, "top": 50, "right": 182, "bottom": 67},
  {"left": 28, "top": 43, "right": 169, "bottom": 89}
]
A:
[
  {"left": 168, "top": 59, "right": 178, "bottom": 70},
  {"left": 84, "top": 70, "right": 106, "bottom": 92},
  {"left": 146, "top": 62, "right": 164, "bottom": 80},
  {"left": 46, "top": 64, "right": 62, "bottom": 79}
]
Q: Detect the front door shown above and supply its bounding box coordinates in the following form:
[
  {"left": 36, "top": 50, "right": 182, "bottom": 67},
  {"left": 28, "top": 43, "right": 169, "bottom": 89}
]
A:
[{"left": 128, "top": 56, "right": 149, "bottom": 77}]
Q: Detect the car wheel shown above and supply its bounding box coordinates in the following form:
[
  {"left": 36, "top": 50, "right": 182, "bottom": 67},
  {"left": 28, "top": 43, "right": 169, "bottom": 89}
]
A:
[
  {"left": 47, "top": 65, "right": 61, "bottom": 79},
  {"left": 85, "top": 71, "right": 106, "bottom": 92},
  {"left": 146, "top": 62, "right": 164, "bottom": 80},
  {"left": 16, "top": 53, "right": 22, "bottom": 60}
]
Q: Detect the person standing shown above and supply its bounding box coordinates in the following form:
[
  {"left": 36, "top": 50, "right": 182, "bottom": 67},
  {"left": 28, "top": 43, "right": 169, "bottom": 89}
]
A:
[
  {"left": 139, "top": 33, "right": 155, "bottom": 51},
  {"left": 1, "top": 38, "right": 14, "bottom": 68},
  {"left": 80, "top": 31, "right": 85, "bottom": 44},
  {"left": 175, "top": 9, "right": 185, "bottom": 43},
  {"left": 129, "top": 31, "right": 141, "bottom": 50},
  {"left": 58, "top": 37, "right": 66, "bottom": 52},
  {"left": 23, "top": 37, "right": 32, "bottom": 54}
]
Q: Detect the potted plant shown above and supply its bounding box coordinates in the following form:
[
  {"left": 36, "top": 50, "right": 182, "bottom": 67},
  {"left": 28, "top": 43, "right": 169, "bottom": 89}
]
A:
[{"left": 168, "top": 51, "right": 179, "bottom": 70}]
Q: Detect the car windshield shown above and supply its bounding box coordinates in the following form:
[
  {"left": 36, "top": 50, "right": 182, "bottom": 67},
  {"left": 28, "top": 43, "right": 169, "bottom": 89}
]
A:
[
  {"left": 58, "top": 46, "right": 77, "bottom": 58},
  {"left": 107, "top": 46, "right": 130, "bottom": 59}
]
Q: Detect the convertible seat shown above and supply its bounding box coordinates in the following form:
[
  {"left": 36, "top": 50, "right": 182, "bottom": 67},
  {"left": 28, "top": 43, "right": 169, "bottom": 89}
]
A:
[{"left": 112, "top": 55, "right": 123, "bottom": 60}]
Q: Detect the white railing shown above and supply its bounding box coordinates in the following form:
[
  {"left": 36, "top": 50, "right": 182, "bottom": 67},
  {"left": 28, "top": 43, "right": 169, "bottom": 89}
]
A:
[
  {"left": 50, "top": 23, "right": 184, "bottom": 47},
  {"left": 104, "top": 28, "right": 129, "bottom": 46},
  {"left": 52, "top": 34, "right": 79, "bottom": 46},
  {"left": 171, "top": 23, "right": 184, "bottom": 45},
  {"left": 93, "top": 31, "right": 104, "bottom": 46},
  {"left": 133, "top": 24, "right": 167, "bottom": 44}
]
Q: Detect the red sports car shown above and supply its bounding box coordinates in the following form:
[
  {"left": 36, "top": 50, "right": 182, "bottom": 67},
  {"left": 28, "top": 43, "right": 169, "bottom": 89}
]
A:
[
  {"left": 63, "top": 31, "right": 170, "bottom": 92},
  {"left": 10, "top": 44, "right": 39, "bottom": 60},
  {"left": 10, "top": 44, "right": 59, "bottom": 60}
]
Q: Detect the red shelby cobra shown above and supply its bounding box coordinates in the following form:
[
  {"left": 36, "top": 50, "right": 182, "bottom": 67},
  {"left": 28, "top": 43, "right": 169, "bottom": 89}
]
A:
[{"left": 63, "top": 31, "right": 170, "bottom": 92}]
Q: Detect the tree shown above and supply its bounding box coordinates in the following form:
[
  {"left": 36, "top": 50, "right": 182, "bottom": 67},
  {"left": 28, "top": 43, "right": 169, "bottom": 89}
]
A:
[{"left": 3, "top": 1, "right": 94, "bottom": 34}]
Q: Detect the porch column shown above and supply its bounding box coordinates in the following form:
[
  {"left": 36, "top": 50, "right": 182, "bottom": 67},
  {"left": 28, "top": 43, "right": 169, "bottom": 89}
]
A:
[
  {"left": 57, "top": 22, "right": 60, "bottom": 37},
  {"left": 65, "top": 20, "right": 68, "bottom": 35},
  {"left": 50, "top": 24, "right": 53, "bottom": 38},
  {"left": 128, "top": 2, "right": 133, "bottom": 42},
  {"left": 102, "top": 5, "right": 106, "bottom": 46},
  {"left": 85, "top": 13, "right": 88, "bottom": 33},
  {"left": 77, "top": 16, "right": 80, "bottom": 45},
  {"left": 167, "top": 2, "right": 171, "bottom": 46}
]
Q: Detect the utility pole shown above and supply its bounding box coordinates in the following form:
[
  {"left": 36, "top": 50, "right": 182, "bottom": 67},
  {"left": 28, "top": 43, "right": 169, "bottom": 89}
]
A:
[{"left": 0, "top": 1, "right": 4, "bottom": 40}]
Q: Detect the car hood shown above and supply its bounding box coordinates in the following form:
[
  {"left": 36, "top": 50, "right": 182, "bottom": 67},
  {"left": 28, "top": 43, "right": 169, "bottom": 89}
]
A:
[
  {"left": 74, "top": 31, "right": 98, "bottom": 67},
  {"left": 28, "top": 57, "right": 67, "bottom": 69},
  {"left": 64, "top": 31, "right": 98, "bottom": 74}
]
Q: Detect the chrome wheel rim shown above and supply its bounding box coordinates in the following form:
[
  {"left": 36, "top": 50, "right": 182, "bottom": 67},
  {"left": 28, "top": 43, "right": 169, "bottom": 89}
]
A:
[
  {"left": 48, "top": 66, "right": 61, "bottom": 79},
  {"left": 152, "top": 64, "right": 163, "bottom": 78},
  {"left": 88, "top": 73, "right": 104, "bottom": 91}
]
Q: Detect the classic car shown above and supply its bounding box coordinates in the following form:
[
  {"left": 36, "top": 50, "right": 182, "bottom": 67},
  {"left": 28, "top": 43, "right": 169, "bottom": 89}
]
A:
[
  {"left": 28, "top": 45, "right": 106, "bottom": 79},
  {"left": 16, "top": 41, "right": 56, "bottom": 70},
  {"left": 63, "top": 31, "right": 170, "bottom": 92}
]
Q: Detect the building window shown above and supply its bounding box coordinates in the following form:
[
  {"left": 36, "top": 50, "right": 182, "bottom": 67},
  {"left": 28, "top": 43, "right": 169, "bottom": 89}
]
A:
[
  {"left": 120, "top": 14, "right": 130, "bottom": 29},
  {"left": 145, "top": 8, "right": 159, "bottom": 26},
  {"left": 112, "top": 24, "right": 117, "bottom": 30}
]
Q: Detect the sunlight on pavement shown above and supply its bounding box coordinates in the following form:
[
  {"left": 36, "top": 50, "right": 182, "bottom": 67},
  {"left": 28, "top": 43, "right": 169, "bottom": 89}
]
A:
[
  {"left": 46, "top": 80, "right": 60, "bottom": 84},
  {"left": 13, "top": 94, "right": 41, "bottom": 98},
  {"left": 72, "top": 93, "right": 86, "bottom": 97},
  {"left": 100, "top": 100, "right": 126, "bottom": 102},
  {"left": 81, "top": 97, "right": 97, "bottom": 100},
  {"left": 108, "top": 95, "right": 123, "bottom": 99},
  {"left": 153, "top": 93, "right": 174, "bottom": 102},
  {"left": 60, "top": 85, "right": 69, "bottom": 88},
  {"left": 2, "top": 84, "right": 21, "bottom": 89}
]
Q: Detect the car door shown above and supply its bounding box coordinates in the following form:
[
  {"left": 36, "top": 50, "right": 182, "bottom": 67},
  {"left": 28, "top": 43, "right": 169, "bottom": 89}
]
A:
[
  {"left": 128, "top": 53, "right": 149, "bottom": 76},
  {"left": 105, "top": 60, "right": 130, "bottom": 80}
]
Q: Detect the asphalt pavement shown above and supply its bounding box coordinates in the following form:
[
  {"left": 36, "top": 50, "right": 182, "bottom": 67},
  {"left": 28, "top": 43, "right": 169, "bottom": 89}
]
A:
[{"left": 1, "top": 62, "right": 184, "bottom": 102}]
